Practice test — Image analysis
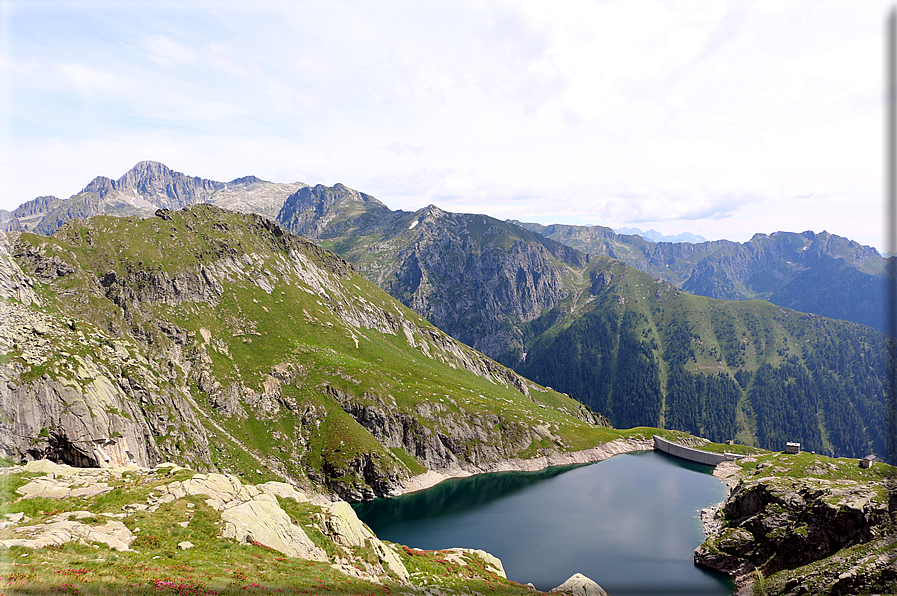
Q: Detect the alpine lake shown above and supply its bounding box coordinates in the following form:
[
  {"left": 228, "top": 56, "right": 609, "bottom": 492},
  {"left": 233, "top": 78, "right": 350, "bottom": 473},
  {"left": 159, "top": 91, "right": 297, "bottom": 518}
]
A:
[{"left": 353, "top": 450, "right": 733, "bottom": 596}]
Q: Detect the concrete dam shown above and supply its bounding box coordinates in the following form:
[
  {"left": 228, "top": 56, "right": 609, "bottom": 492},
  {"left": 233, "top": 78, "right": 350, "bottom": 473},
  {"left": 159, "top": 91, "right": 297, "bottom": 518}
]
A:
[{"left": 653, "top": 435, "right": 744, "bottom": 466}]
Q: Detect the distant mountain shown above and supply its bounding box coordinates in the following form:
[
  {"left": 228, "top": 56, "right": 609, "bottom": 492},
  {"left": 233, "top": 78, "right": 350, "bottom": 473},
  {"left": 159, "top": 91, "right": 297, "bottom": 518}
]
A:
[
  {"left": 512, "top": 220, "right": 886, "bottom": 333},
  {"left": 8, "top": 161, "right": 307, "bottom": 235},
  {"left": 613, "top": 226, "right": 707, "bottom": 243},
  {"left": 515, "top": 256, "right": 888, "bottom": 458}
]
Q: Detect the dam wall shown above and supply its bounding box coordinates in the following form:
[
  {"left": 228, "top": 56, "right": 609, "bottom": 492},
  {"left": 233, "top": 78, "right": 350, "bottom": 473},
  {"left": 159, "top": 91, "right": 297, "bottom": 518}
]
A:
[{"left": 653, "top": 435, "right": 742, "bottom": 466}]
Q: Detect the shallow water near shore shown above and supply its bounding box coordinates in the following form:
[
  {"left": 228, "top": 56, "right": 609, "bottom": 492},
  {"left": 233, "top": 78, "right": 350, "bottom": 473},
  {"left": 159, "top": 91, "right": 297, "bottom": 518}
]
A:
[{"left": 353, "top": 450, "right": 733, "bottom": 595}]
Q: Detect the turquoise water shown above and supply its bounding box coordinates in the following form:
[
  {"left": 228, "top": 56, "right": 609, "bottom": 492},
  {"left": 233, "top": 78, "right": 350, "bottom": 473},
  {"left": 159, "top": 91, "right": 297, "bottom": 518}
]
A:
[{"left": 353, "top": 450, "right": 733, "bottom": 595}]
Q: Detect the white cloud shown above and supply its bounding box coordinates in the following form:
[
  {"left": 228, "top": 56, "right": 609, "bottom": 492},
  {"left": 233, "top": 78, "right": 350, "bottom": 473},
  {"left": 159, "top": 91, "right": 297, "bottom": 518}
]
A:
[
  {"left": 143, "top": 35, "right": 197, "bottom": 66},
  {"left": 0, "top": 0, "right": 890, "bottom": 251},
  {"left": 55, "top": 63, "right": 133, "bottom": 98}
]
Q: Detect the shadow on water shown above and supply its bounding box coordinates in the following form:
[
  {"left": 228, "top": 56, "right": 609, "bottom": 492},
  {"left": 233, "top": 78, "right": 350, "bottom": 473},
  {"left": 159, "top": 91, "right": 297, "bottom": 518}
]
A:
[
  {"left": 353, "top": 463, "right": 582, "bottom": 530},
  {"left": 651, "top": 448, "right": 721, "bottom": 475}
]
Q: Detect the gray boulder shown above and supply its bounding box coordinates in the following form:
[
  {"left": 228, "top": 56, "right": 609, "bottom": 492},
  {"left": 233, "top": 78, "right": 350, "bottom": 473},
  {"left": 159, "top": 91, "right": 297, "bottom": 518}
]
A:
[{"left": 551, "top": 573, "right": 608, "bottom": 596}]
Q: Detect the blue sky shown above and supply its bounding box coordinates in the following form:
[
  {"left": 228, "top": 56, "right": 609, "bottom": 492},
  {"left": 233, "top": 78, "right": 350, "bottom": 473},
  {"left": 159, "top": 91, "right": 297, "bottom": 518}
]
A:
[{"left": 0, "top": 1, "right": 889, "bottom": 250}]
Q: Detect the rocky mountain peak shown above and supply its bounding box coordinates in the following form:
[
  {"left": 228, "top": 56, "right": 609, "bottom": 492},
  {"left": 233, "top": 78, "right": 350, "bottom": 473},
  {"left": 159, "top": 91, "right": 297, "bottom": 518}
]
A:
[
  {"left": 112, "top": 161, "right": 223, "bottom": 209},
  {"left": 421, "top": 204, "right": 445, "bottom": 220},
  {"left": 82, "top": 176, "right": 116, "bottom": 198},
  {"left": 12, "top": 196, "right": 63, "bottom": 219},
  {"left": 228, "top": 175, "right": 265, "bottom": 186}
]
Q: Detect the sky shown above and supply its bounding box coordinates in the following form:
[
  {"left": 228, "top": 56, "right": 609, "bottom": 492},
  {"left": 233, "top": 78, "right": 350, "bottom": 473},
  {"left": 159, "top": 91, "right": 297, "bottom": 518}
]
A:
[{"left": 0, "top": 1, "right": 890, "bottom": 250}]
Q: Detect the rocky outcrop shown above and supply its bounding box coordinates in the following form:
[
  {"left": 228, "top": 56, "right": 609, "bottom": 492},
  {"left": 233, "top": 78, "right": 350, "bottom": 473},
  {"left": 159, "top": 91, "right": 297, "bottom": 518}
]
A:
[
  {"left": 0, "top": 232, "right": 39, "bottom": 305},
  {"left": 2, "top": 461, "right": 417, "bottom": 585},
  {"left": 695, "top": 457, "right": 897, "bottom": 595},
  {"left": 221, "top": 493, "right": 325, "bottom": 560},
  {"left": 2, "top": 515, "right": 134, "bottom": 551},
  {"left": 325, "top": 387, "right": 615, "bottom": 499},
  {"left": 321, "top": 501, "right": 409, "bottom": 580}
]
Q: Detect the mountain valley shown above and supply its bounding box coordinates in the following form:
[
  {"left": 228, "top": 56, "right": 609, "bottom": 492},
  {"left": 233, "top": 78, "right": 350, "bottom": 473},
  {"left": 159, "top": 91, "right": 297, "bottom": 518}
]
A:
[{"left": 1, "top": 163, "right": 896, "bottom": 594}]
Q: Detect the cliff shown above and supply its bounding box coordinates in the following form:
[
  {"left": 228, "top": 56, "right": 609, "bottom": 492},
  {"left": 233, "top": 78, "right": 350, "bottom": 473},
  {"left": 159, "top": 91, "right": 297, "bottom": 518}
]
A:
[{"left": 695, "top": 452, "right": 897, "bottom": 595}]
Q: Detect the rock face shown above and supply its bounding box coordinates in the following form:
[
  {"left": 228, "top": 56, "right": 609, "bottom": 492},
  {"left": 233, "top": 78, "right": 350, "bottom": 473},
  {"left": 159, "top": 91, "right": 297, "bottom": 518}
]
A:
[
  {"left": 695, "top": 456, "right": 897, "bottom": 595},
  {"left": 0, "top": 232, "right": 38, "bottom": 305},
  {"left": 153, "top": 471, "right": 327, "bottom": 561},
  {"left": 0, "top": 270, "right": 213, "bottom": 469}
]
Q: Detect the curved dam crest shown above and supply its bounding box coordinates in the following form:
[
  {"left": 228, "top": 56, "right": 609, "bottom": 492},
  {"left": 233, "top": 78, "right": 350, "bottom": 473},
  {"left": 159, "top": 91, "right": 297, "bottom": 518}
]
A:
[{"left": 653, "top": 435, "right": 745, "bottom": 466}]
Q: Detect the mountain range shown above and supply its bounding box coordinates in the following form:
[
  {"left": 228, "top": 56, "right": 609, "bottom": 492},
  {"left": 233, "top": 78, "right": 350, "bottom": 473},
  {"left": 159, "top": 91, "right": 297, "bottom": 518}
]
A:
[
  {"left": 3, "top": 161, "right": 890, "bottom": 461},
  {"left": 612, "top": 226, "right": 707, "bottom": 243},
  {"left": 513, "top": 220, "right": 886, "bottom": 333}
]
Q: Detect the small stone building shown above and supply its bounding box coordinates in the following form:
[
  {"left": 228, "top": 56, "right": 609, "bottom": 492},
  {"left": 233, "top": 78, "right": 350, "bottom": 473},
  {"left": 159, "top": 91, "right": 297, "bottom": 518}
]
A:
[
  {"left": 860, "top": 454, "right": 876, "bottom": 469},
  {"left": 785, "top": 442, "right": 801, "bottom": 454}
]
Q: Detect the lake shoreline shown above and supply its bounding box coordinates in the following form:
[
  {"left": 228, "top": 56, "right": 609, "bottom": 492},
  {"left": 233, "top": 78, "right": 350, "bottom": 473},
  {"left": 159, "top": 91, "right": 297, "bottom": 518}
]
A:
[
  {"left": 391, "top": 436, "right": 656, "bottom": 497},
  {"left": 362, "top": 445, "right": 733, "bottom": 595}
]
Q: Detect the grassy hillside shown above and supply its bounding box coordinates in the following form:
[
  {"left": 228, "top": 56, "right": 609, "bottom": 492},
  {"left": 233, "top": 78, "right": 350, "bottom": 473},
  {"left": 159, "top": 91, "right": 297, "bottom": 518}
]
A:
[{"left": 3, "top": 205, "right": 618, "bottom": 500}]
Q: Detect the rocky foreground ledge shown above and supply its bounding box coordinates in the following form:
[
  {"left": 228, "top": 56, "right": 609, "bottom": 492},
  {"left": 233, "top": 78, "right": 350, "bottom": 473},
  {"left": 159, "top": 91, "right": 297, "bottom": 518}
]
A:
[
  {"left": 0, "top": 460, "right": 609, "bottom": 595},
  {"left": 695, "top": 452, "right": 897, "bottom": 596}
]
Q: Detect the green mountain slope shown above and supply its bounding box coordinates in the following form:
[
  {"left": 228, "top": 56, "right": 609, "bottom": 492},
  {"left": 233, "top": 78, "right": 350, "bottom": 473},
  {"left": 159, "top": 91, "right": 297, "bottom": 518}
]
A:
[
  {"left": 6, "top": 167, "right": 890, "bottom": 464},
  {"left": 514, "top": 221, "right": 886, "bottom": 333},
  {"left": 277, "top": 186, "right": 587, "bottom": 360},
  {"left": 1, "top": 205, "right": 622, "bottom": 501},
  {"left": 516, "top": 257, "right": 889, "bottom": 459}
]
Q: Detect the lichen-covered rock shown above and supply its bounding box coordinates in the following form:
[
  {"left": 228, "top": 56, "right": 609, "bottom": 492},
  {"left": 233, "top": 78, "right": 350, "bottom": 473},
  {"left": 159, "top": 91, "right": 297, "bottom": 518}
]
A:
[
  {"left": 258, "top": 481, "right": 308, "bottom": 503},
  {"left": 1, "top": 518, "right": 134, "bottom": 551},
  {"left": 321, "top": 501, "right": 409, "bottom": 581},
  {"left": 442, "top": 548, "right": 506, "bottom": 578},
  {"left": 221, "top": 493, "right": 326, "bottom": 561}
]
